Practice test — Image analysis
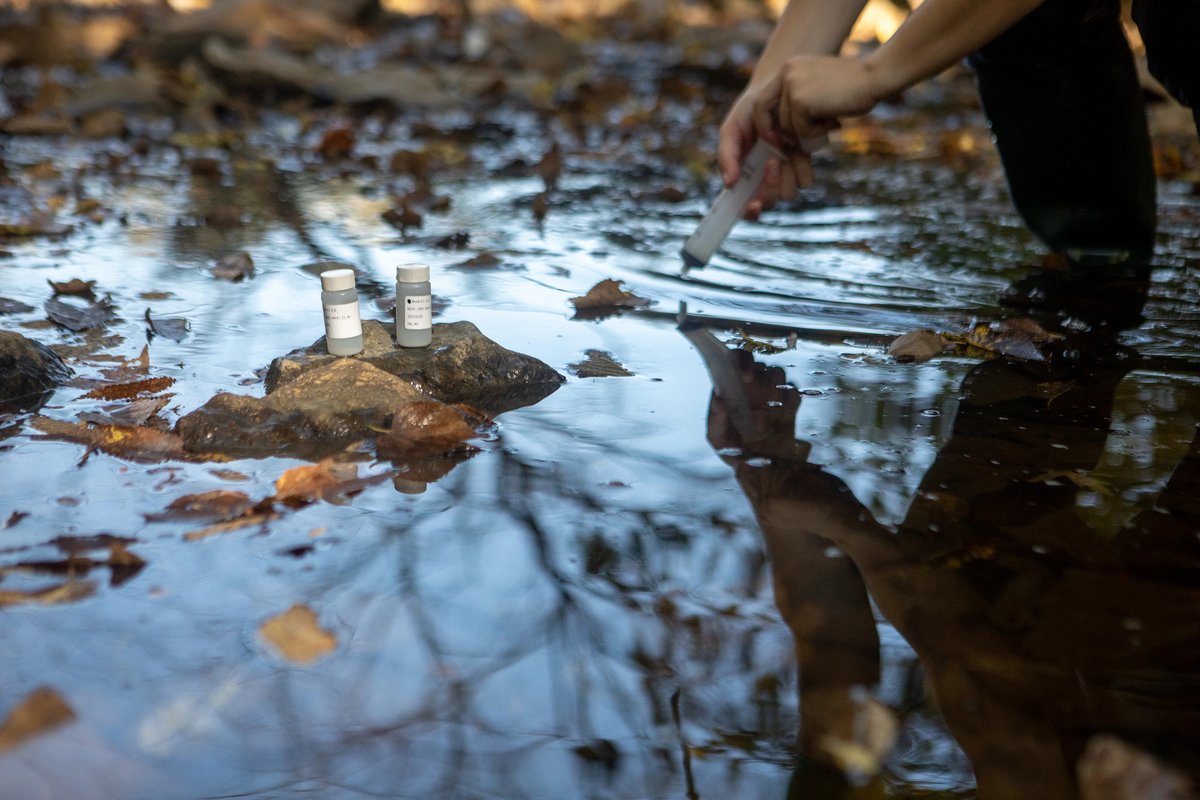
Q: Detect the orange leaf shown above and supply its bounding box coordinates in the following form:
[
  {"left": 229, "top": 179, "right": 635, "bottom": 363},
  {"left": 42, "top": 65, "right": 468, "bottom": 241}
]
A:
[{"left": 259, "top": 605, "right": 336, "bottom": 664}]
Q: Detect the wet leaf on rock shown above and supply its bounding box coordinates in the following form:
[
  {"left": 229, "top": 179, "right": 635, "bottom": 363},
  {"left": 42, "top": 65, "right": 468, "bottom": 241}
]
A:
[
  {"left": 211, "top": 252, "right": 254, "bottom": 282},
  {"left": 48, "top": 278, "right": 96, "bottom": 297},
  {"left": 570, "top": 279, "right": 652, "bottom": 319},
  {"left": 0, "top": 688, "right": 76, "bottom": 753},
  {"left": 81, "top": 376, "right": 175, "bottom": 401},
  {"left": 45, "top": 295, "right": 115, "bottom": 332},
  {"left": 569, "top": 349, "right": 634, "bottom": 378},
  {"left": 144, "top": 308, "right": 190, "bottom": 342},
  {"left": 259, "top": 604, "right": 336, "bottom": 665},
  {"left": 376, "top": 401, "right": 478, "bottom": 459},
  {"left": 888, "top": 330, "right": 947, "bottom": 363}
]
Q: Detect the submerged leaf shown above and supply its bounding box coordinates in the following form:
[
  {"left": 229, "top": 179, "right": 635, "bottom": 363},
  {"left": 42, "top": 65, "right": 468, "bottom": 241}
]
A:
[
  {"left": 79, "top": 396, "right": 171, "bottom": 428},
  {"left": 0, "top": 688, "right": 76, "bottom": 753},
  {"left": 144, "top": 308, "right": 190, "bottom": 342},
  {"left": 259, "top": 604, "right": 336, "bottom": 664},
  {"left": 0, "top": 580, "right": 96, "bottom": 609},
  {"left": 30, "top": 416, "right": 196, "bottom": 464},
  {"left": 147, "top": 490, "right": 255, "bottom": 522},
  {"left": 273, "top": 460, "right": 365, "bottom": 505},
  {"left": 211, "top": 252, "right": 254, "bottom": 282}
]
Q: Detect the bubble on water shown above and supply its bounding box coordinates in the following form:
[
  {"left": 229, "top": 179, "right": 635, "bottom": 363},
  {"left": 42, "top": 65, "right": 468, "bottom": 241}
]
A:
[{"left": 919, "top": 408, "right": 941, "bottom": 418}]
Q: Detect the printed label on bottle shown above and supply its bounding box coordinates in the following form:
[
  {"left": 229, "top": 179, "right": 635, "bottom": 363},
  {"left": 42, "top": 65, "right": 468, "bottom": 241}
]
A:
[
  {"left": 403, "top": 294, "right": 432, "bottom": 330},
  {"left": 323, "top": 301, "right": 362, "bottom": 339}
]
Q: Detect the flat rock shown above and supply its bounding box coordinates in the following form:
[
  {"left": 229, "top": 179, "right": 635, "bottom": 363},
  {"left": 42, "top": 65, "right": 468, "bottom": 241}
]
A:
[
  {"left": 265, "top": 320, "right": 564, "bottom": 416},
  {"left": 0, "top": 331, "right": 72, "bottom": 409},
  {"left": 176, "top": 358, "right": 430, "bottom": 459}
]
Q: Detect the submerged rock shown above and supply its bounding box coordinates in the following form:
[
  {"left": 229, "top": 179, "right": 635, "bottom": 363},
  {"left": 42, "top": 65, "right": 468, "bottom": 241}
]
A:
[
  {"left": 179, "top": 321, "right": 563, "bottom": 459},
  {"left": 0, "top": 331, "right": 72, "bottom": 409},
  {"left": 265, "top": 320, "right": 564, "bottom": 416}
]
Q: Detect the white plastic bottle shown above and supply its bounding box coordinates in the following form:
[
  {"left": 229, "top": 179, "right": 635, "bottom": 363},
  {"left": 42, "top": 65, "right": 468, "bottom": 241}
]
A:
[
  {"left": 320, "top": 268, "right": 364, "bottom": 356},
  {"left": 395, "top": 263, "right": 432, "bottom": 347}
]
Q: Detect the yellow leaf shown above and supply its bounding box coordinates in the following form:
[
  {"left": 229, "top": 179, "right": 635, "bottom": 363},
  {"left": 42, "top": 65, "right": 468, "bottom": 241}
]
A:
[{"left": 259, "top": 605, "right": 336, "bottom": 664}]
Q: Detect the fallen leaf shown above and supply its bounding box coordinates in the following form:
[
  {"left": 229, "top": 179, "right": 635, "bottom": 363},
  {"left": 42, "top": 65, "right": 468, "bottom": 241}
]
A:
[
  {"left": 30, "top": 416, "right": 198, "bottom": 464},
  {"left": 5, "top": 511, "right": 28, "bottom": 529},
  {"left": 453, "top": 252, "right": 503, "bottom": 269},
  {"left": 382, "top": 204, "right": 422, "bottom": 231},
  {"left": 79, "top": 396, "right": 171, "bottom": 428},
  {"left": 184, "top": 505, "right": 280, "bottom": 542},
  {"left": 316, "top": 127, "right": 355, "bottom": 160},
  {"left": 531, "top": 192, "right": 549, "bottom": 222},
  {"left": 259, "top": 604, "right": 336, "bottom": 664},
  {"left": 888, "top": 330, "right": 947, "bottom": 363},
  {"left": 211, "top": 252, "right": 254, "bottom": 282},
  {"left": 48, "top": 278, "right": 96, "bottom": 297},
  {"left": 570, "top": 279, "right": 651, "bottom": 318},
  {"left": 0, "top": 297, "right": 34, "bottom": 315},
  {"left": 273, "top": 460, "right": 361, "bottom": 505},
  {"left": 0, "top": 688, "right": 76, "bottom": 753},
  {"left": 0, "top": 580, "right": 96, "bottom": 608},
  {"left": 568, "top": 349, "right": 634, "bottom": 378},
  {"left": 146, "top": 490, "right": 255, "bottom": 522},
  {"left": 959, "top": 318, "right": 1062, "bottom": 362},
  {"left": 144, "top": 308, "right": 190, "bottom": 342},
  {"left": 45, "top": 295, "right": 115, "bottom": 331},
  {"left": 97, "top": 346, "right": 151, "bottom": 383},
  {"left": 81, "top": 376, "right": 175, "bottom": 401},
  {"left": 376, "top": 401, "right": 477, "bottom": 459}
]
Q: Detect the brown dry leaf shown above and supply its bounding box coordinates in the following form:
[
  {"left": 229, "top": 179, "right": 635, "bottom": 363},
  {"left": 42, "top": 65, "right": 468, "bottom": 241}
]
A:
[
  {"left": 382, "top": 204, "right": 423, "bottom": 231},
  {"left": 0, "top": 688, "right": 76, "bottom": 753},
  {"left": 316, "top": 127, "right": 355, "bottom": 160},
  {"left": 376, "top": 401, "right": 477, "bottom": 459},
  {"left": 888, "top": 330, "right": 948, "bottom": 363},
  {"left": 962, "top": 318, "right": 1062, "bottom": 362},
  {"left": 48, "top": 278, "right": 96, "bottom": 296},
  {"left": 81, "top": 376, "right": 175, "bottom": 401},
  {"left": 259, "top": 604, "right": 336, "bottom": 664},
  {"left": 30, "top": 416, "right": 199, "bottom": 464},
  {"left": 184, "top": 507, "right": 280, "bottom": 542},
  {"left": 211, "top": 252, "right": 254, "bottom": 282},
  {"left": 570, "top": 279, "right": 652, "bottom": 316},
  {"left": 0, "top": 580, "right": 96, "bottom": 608},
  {"left": 147, "top": 489, "right": 255, "bottom": 522}
]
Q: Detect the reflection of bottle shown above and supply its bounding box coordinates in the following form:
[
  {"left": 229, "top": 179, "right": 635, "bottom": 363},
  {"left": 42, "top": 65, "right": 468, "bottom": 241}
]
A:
[
  {"left": 320, "top": 269, "right": 363, "bottom": 356},
  {"left": 395, "top": 264, "right": 432, "bottom": 348}
]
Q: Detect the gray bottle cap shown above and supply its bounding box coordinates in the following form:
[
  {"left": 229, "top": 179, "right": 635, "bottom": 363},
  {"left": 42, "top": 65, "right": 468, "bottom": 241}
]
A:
[
  {"left": 320, "top": 268, "right": 356, "bottom": 291},
  {"left": 396, "top": 264, "right": 430, "bottom": 283}
]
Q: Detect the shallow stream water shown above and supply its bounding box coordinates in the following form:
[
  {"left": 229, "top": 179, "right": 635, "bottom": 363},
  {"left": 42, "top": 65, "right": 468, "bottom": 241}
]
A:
[{"left": 2, "top": 54, "right": 1200, "bottom": 800}]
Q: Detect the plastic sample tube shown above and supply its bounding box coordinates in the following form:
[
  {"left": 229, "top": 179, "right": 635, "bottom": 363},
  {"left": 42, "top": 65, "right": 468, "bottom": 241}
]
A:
[
  {"left": 681, "top": 136, "right": 826, "bottom": 268},
  {"left": 320, "top": 268, "right": 364, "bottom": 356},
  {"left": 681, "top": 139, "right": 782, "bottom": 269}
]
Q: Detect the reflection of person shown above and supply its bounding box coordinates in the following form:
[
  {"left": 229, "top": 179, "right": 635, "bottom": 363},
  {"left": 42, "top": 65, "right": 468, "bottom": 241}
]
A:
[
  {"left": 721, "top": 0, "right": 1199, "bottom": 260},
  {"left": 686, "top": 275, "right": 1200, "bottom": 797}
]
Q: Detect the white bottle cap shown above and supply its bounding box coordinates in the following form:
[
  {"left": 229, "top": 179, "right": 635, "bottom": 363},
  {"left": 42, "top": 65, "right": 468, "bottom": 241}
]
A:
[
  {"left": 320, "top": 268, "right": 356, "bottom": 291},
  {"left": 396, "top": 263, "right": 430, "bottom": 283}
]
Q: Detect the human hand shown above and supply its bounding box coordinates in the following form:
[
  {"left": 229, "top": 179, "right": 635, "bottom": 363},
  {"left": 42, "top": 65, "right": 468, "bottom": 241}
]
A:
[
  {"left": 752, "top": 54, "right": 882, "bottom": 145},
  {"left": 717, "top": 90, "right": 815, "bottom": 218}
]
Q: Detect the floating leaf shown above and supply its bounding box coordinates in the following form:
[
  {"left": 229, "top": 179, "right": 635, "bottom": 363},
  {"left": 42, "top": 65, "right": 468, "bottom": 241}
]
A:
[
  {"left": 568, "top": 349, "right": 634, "bottom": 378},
  {"left": 81, "top": 376, "right": 175, "bottom": 401},
  {"left": 273, "top": 460, "right": 375, "bottom": 506},
  {"left": 570, "top": 279, "right": 651, "bottom": 318},
  {"left": 259, "top": 604, "right": 337, "bottom": 664},
  {"left": 0, "top": 688, "right": 76, "bottom": 753},
  {"left": 30, "top": 416, "right": 198, "bottom": 464},
  {"left": 147, "top": 490, "right": 255, "bottom": 522},
  {"left": 144, "top": 308, "right": 190, "bottom": 342},
  {"left": 376, "top": 401, "right": 477, "bottom": 459},
  {"left": 0, "top": 297, "right": 34, "bottom": 315},
  {"left": 45, "top": 295, "right": 115, "bottom": 331},
  {"left": 960, "top": 318, "right": 1062, "bottom": 362},
  {"left": 453, "top": 252, "right": 503, "bottom": 269},
  {"left": 888, "top": 330, "right": 947, "bottom": 363},
  {"left": 211, "top": 252, "right": 254, "bottom": 282},
  {"left": 5, "top": 511, "right": 28, "bottom": 529},
  {"left": 0, "top": 580, "right": 96, "bottom": 609},
  {"left": 79, "top": 396, "right": 171, "bottom": 428},
  {"left": 48, "top": 278, "right": 96, "bottom": 297},
  {"left": 184, "top": 502, "right": 279, "bottom": 542}
]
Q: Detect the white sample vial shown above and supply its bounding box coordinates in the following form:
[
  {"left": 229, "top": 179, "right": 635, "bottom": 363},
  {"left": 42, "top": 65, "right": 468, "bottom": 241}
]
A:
[
  {"left": 395, "top": 263, "right": 432, "bottom": 347},
  {"left": 681, "top": 136, "right": 825, "bottom": 268},
  {"left": 320, "top": 268, "right": 364, "bottom": 356}
]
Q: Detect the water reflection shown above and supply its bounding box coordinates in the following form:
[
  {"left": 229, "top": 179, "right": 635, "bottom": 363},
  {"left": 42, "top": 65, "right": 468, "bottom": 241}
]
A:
[{"left": 687, "top": 266, "right": 1200, "bottom": 798}]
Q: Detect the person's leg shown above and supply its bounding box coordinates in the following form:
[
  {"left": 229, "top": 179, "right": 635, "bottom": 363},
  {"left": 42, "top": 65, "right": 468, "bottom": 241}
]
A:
[
  {"left": 968, "top": 0, "right": 1156, "bottom": 261},
  {"left": 1133, "top": 0, "right": 1200, "bottom": 135}
]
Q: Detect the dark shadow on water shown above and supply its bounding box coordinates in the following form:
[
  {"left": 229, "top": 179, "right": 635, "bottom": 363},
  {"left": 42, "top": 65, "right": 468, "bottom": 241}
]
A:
[{"left": 686, "top": 264, "right": 1200, "bottom": 799}]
